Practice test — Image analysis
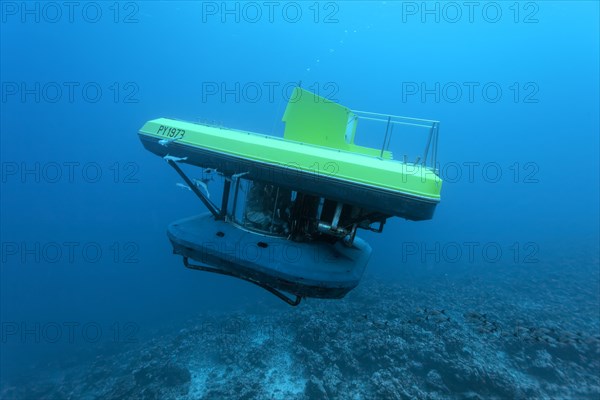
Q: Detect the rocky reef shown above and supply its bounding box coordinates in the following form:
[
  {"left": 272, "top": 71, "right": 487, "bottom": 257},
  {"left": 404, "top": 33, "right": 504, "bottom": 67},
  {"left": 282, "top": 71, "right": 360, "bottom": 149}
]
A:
[{"left": 1, "top": 248, "right": 599, "bottom": 399}]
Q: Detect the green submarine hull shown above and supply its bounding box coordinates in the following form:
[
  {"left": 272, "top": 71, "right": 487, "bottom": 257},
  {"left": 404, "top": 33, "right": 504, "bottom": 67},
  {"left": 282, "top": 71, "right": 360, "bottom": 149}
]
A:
[{"left": 138, "top": 88, "right": 442, "bottom": 304}]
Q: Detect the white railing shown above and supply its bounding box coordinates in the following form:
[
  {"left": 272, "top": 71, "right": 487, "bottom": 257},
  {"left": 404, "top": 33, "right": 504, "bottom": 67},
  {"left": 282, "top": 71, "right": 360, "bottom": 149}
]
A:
[{"left": 352, "top": 109, "right": 440, "bottom": 170}]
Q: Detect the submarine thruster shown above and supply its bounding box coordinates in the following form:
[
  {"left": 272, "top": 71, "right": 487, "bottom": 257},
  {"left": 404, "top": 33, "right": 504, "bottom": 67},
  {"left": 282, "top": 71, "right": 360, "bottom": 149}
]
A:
[{"left": 138, "top": 87, "right": 442, "bottom": 305}]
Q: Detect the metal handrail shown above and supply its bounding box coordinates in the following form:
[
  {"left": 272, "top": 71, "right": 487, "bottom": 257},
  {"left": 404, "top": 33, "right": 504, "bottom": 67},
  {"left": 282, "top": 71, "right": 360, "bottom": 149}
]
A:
[
  {"left": 351, "top": 109, "right": 440, "bottom": 171},
  {"left": 357, "top": 116, "right": 432, "bottom": 129},
  {"left": 352, "top": 109, "right": 440, "bottom": 124}
]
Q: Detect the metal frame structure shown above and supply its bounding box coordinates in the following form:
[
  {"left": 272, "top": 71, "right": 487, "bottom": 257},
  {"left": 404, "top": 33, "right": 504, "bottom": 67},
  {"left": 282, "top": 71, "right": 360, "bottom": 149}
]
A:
[{"left": 352, "top": 110, "right": 440, "bottom": 171}]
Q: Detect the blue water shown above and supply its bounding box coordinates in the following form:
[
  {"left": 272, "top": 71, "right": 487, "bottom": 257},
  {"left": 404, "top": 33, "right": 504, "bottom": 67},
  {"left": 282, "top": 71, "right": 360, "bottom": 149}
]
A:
[{"left": 1, "top": 2, "right": 599, "bottom": 399}]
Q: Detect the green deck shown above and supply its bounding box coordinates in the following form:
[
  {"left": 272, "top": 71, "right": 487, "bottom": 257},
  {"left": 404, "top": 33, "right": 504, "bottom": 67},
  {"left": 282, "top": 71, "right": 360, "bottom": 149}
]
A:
[
  {"left": 138, "top": 117, "right": 442, "bottom": 201},
  {"left": 140, "top": 87, "right": 441, "bottom": 201}
]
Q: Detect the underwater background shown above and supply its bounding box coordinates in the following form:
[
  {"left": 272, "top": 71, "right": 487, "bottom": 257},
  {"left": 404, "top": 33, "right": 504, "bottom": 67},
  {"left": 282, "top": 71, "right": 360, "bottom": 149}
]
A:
[{"left": 1, "top": 1, "right": 599, "bottom": 399}]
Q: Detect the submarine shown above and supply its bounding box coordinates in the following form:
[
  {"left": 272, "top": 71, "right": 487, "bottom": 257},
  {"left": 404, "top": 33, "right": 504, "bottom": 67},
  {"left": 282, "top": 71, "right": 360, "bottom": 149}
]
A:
[{"left": 138, "top": 87, "right": 442, "bottom": 305}]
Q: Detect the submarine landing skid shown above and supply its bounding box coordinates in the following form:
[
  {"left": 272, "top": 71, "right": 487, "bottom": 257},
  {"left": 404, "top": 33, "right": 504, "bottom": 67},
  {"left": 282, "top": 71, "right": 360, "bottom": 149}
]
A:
[{"left": 182, "top": 257, "right": 302, "bottom": 306}]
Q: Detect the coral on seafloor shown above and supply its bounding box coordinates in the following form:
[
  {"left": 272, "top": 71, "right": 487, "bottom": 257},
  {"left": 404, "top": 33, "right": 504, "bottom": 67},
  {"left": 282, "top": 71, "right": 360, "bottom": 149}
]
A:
[{"left": 1, "top": 249, "right": 599, "bottom": 399}]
